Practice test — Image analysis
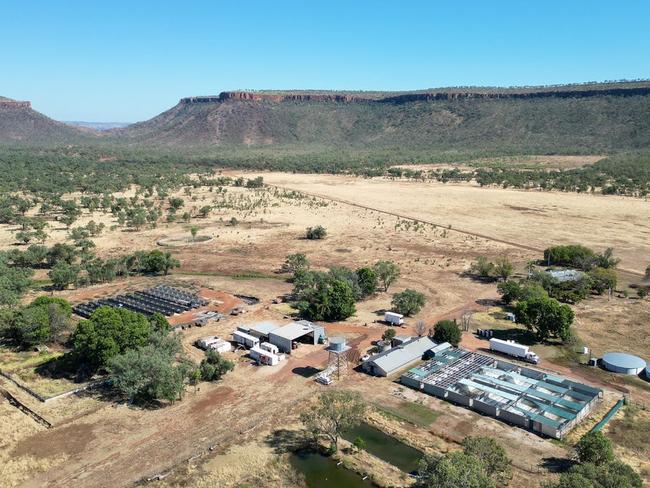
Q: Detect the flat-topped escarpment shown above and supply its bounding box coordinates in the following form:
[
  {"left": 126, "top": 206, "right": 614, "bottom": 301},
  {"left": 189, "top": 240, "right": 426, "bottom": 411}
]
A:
[{"left": 0, "top": 101, "right": 32, "bottom": 109}]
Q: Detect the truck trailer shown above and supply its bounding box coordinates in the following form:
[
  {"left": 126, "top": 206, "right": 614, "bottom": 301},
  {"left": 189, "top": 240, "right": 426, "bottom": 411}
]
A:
[
  {"left": 489, "top": 338, "right": 540, "bottom": 364},
  {"left": 384, "top": 311, "right": 404, "bottom": 325}
]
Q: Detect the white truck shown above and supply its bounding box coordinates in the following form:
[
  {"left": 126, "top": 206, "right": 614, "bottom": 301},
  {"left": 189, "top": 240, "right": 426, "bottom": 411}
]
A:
[
  {"left": 489, "top": 338, "right": 540, "bottom": 364},
  {"left": 384, "top": 311, "right": 404, "bottom": 326}
]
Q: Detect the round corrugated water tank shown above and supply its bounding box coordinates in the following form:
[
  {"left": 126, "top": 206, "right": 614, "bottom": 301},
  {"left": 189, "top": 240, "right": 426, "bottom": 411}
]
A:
[
  {"left": 602, "top": 352, "right": 646, "bottom": 375},
  {"left": 646, "top": 365, "right": 650, "bottom": 381},
  {"left": 328, "top": 336, "right": 347, "bottom": 352}
]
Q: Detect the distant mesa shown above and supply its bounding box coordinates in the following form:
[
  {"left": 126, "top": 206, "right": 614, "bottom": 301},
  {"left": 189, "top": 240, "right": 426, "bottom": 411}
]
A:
[{"left": 179, "top": 82, "right": 650, "bottom": 105}]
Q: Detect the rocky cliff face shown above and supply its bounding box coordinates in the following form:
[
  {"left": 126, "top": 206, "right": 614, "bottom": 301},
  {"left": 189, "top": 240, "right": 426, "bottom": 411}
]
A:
[
  {"left": 181, "top": 92, "right": 363, "bottom": 104},
  {"left": 0, "top": 101, "right": 32, "bottom": 109},
  {"left": 177, "top": 84, "right": 650, "bottom": 106}
]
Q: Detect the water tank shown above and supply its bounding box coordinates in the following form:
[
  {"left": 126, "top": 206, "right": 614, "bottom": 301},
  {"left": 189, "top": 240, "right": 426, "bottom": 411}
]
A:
[
  {"left": 602, "top": 352, "right": 646, "bottom": 375},
  {"left": 328, "top": 336, "right": 347, "bottom": 352}
]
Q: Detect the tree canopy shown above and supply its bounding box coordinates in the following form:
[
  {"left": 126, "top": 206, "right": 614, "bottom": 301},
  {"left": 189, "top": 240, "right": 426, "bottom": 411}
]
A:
[
  {"left": 514, "top": 296, "right": 574, "bottom": 342},
  {"left": 391, "top": 289, "right": 426, "bottom": 316},
  {"left": 300, "top": 390, "right": 366, "bottom": 452},
  {"left": 71, "top": 306, "right": 152, "bottom": 372},
  {"left": 433, "top": 320, "right": 462, "bottom": 346}
]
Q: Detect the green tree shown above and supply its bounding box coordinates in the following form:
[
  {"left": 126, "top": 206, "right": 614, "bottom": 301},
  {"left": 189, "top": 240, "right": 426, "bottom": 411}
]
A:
[
  {"left": 497, "top": 280, "right": 523, "bottom": 305},
  {"left": 543, "top": 461, "right": 642, "bottom": 488},
  {"left": 71, "top": 307, "right": 152, "bottom": 371},
  {"left": 47, "top": 243, "right": 76, "bottom": 266},
  {"left": 494, "top": 256, "right": 514, "bottom": 281},
  {"left": 141, "top": 250, "right": 180, "bottom": 275},
  {"left": 433, "top": 320, "right": 462, "bottom": 346},
  {"left": 108, "top": 333, "right": 191, "bottom": 404},
  {"left": 168, "top": 197, "right": 184, "bottom": 212},
  {"left": 543, "top": 245, "right": 597, "bottom": 271},
  {"left": 382, "top": 328, "right": 396, "bottom": 341},
  {"left": 199, "top": 349, "right": 235, "bottom": 381},
  {"left": 353, "top": 436, "right": 366, "bottom": 451},
  {"left": 300, "top": 390, "right": 366, "bottom": 452},
  {"left": 282, "top": 253, "right": 309, "bottom": 274},
  {"left": 306, "top": 225, "right": 327, "bottom": 240},
  {"left": 470, "top": 256, "right": 495, "bottom": 280},
  {"left": 15, "top": 230, "right": 34, "bottom": 245},
  {"left": 461, "top": 436, "right": 512, "bottom": 484},
  {"left": 149, "top": 312, "right": 171, "bottom": 335},
  {"left": 374, "top": 260, "right": 400, "bottom": 292},
  {"left": 416, "top": 451, "right": 495, "bottom": 488},
  {"left": 514, "top": 296, "right": 574, "bottom": 342},
  {"left": 391, "top": 289, "right": 426, "bottom": 316},
  {"left": 298, "top": 278, "right": 356, "bottom": 322},
  {"left": 589, "top": 267, "right": 617, "bottom": 295},
  {"left": 596, "top": 248, "right": 620, "bottom": 269},
  {"left": 575, "top": 431, "right": 614, "bottom": 466},
  {"left": 198, "top": 205, "right": 211, "bottom": 218},
  {"left": 190, "top": 225, "right": 199, "bottom": 242},
  {"left": 48, "top": 261, "right": 80, "bottom": 290},
  {"left": 356, "top": 267, "right": 378, "bottom": 298}
]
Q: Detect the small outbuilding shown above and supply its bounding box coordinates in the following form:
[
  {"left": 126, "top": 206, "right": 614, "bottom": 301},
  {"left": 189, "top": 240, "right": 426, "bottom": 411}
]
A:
[
  {"left": 268, "top": 320, "right": 326, "bottom": 353},
  {"left": 232, "top": 330, "right": 260, "bottom": 349},
  {"left": 601, "top": 352, "right": 647, "bottom": 375},
  {"left": 362, "top": 336, "right": 436, "bottom": 377}
]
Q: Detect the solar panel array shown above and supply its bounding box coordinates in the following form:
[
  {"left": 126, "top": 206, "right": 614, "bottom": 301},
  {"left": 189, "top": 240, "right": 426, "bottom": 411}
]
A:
[{"left": 73, "top": 285, "right": 209, "bottom": 318}]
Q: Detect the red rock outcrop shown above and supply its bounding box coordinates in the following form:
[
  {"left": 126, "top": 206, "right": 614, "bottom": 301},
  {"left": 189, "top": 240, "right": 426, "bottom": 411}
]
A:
[
  {"left": 0, "top": 101, "right": 31, "bottom": 109},
  {"left": 178, "top": 85, "right": 650, "bottom": 106}
]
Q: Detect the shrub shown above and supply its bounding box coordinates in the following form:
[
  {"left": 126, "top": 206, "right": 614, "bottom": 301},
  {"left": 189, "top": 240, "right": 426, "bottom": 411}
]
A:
[
  {"left": 199, "top": 349, "right": 235, "bottom": 381},
  {"left": 306, "top": 225, "right": 327, "bottom": 240}
]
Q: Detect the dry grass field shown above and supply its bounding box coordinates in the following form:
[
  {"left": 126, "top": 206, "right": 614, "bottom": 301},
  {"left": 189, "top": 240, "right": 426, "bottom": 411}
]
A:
[
  {"left": 1, "top": 171, "right": 649, "bottom": 487},
  {"left": 259, "top": 172, "right": 650, "bottom": 274}
]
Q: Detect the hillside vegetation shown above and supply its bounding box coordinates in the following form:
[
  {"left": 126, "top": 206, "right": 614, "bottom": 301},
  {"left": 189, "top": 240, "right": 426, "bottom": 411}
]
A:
[{"left": 112, "top": 85, "right": 650, "bottom": 153}]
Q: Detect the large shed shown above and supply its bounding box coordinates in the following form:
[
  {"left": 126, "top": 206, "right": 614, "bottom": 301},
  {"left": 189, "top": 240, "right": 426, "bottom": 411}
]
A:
[
  {"left": 362, "top": 336, "right": 436, "bottom": 377},
  {"left": 268, "top": 320, "right": 326, "bottom": 353}
]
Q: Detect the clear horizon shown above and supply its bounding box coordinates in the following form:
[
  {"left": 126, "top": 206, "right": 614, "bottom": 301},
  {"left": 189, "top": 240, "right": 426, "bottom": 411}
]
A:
[{"left": 2, "top": 0, "right": 649, "bottom": 122}]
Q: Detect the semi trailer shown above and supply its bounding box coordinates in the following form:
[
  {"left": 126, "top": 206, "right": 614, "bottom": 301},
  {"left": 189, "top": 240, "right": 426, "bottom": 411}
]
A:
[{"left": 489, "top": 338, "right": 540, "bottom": 364}]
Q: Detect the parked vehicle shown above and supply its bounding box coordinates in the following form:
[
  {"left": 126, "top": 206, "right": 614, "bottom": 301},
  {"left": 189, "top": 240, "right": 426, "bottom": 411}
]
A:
[
  {"left": 315, "top": 374, "right": 332, "bottom": 385},
  {"left": 489, "top": 338, "right": 539, "bottom": 364}
]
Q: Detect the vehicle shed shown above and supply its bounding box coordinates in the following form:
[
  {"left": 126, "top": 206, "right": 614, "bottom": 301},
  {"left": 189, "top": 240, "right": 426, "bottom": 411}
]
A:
[{"left": 268, "top": 320, "right": 326, "bottom": 353}]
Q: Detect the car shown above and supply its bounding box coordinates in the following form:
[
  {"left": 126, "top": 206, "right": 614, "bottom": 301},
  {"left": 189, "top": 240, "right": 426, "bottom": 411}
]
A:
[
  {"left": 360, "top": 354, "right": 371, "bottom": 362},
  {"left": 315, "top": 375, "right": 332, "bottom": 385}
]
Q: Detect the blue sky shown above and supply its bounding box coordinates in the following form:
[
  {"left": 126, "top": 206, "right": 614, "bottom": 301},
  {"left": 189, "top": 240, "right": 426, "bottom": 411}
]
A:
[{"left": 1, "top": 0, "right": 649, "bottom": 122}]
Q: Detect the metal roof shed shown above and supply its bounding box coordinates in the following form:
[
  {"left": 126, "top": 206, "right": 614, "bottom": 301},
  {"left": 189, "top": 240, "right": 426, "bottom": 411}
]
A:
[
  {"left": 268, "top": 320, "right": 326, "bottom": 353},
  {"left": 362, "top": 336, "right": 436, "bottom": 377},
  {"left": 247, "top": 321, "right": 280, "bottom": 339}
]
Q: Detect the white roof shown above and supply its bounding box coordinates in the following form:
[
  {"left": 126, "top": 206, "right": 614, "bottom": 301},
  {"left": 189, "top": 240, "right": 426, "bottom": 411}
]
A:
[
  {"left": 249, "top": 321, "right": 280, "bottom": 334},
  {"left": 233, "top": 330, "right": 258, "bottom": 342},
  {"left": 269, "top": 320, "right": 323, "bottom": 340},
  {"left": 368, "top": 336, "right": 436, "bottom": 374}
]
